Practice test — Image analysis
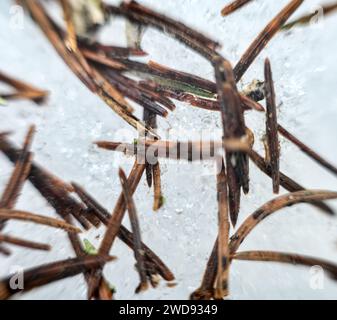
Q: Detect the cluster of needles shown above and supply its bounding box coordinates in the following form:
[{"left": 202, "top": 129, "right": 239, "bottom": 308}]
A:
[{"left": 1, "top": 0, "right": 337, "bottom": 300}]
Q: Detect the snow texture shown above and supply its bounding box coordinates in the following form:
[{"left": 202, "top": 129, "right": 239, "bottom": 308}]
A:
[{"left": 0, "top": 0, "right": 337, "bottom": 299}]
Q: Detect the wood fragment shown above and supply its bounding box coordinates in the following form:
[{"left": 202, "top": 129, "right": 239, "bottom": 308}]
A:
[
  {"left": 233, "top": 0, "right": 304, "bottom": 82},
  {"left": 278, "top": 125, "right": 337, "bottom": 177},
  {"left": 119, "top": 168, "right": 148, "bottom": 293},
  {"left": 221, "top": 0, "right": 254, "bottom": 16},
  {"left": 264, "top": 58, "right": 280, "bottom": 193}
]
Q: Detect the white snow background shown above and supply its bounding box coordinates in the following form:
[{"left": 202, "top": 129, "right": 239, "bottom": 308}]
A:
[{"left": 0, "top": 0, "right": 337, "bottom": 299}]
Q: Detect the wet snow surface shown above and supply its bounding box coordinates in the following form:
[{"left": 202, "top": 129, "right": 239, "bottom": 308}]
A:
[{"left": 1, "top": 0, "right": 337, "bottom": 299}]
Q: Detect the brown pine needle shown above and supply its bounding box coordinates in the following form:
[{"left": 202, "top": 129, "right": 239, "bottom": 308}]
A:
[
  {"left": 232, "top": 250, "right": 337, "bottom": 280},
  {"left": 248, "top": 149, "right": 335, "bottom": 215},
  {"left": 190, "top": 239, "right": 218, "bottom": 300},
  {"left": 278, "top": 125, "right": 337, "bottom": 177},
  {"left": 119, "top": 168, "right": 149, "bottom": 293},
  {"left": 91, "top": 68, "right": 134, "bottom": 114},
  {"left": 214, "top": 57, "right": 248, "bottom": 227},
  {"left": 81, "top": 48, "right": 127, "bottom": 70},
  {"left": 107, "top": 1, "right": 219, "bottom": 60},
  {"left": 152, "top": 163, "right": 163, "bottom": 211},
  {"left": 233, "top": 0, "right": 304, "bottom": 82},
  {"left": 229, "top": 190, "right": 337, "bottom": 254},
  {"left": 0, "top": 70, "right": 48, "bottom": 104},
  {"left": 0, "top": 135, "right": 96, "bottom": 229},
  {"left": 0, "top": 246, "right": 11, "bottom": 256},
  {"left": 23, "top": 0, "right": 155, "bottom": 137},
  {"left": 71, "top": 182, "right": 174, "bottom": 283},
  {"left": 95, "top": 139, "right": 251, "bottom": 163},
  {"left": 87, "top": 161, "right": 146, "bottom": 299},
  {"left": 124, "top": 1, "right": 220, "bottom": 51},
  {"left": 0, "top": 234, "right": 50, "bottom": 251},
  {"left": 0, "top": 210, "right": 81, "bottom": 233},
  {"left": 215, "top": 157, "right": 230, "bottom": 300},
  {"left": 282, "top": 2, "right": 337, "bottom": 30},
  {"left": 23, "top": 0, "right": 96, "bottom": 91},
  {"left": 143, "top": 109, "right": 156, "bottom": 188},
  {"left": 194, "top": 190, "right": 337, "bottom": 299},
  {"left": 221, "top": 0, "right": 254, "bottom": 16},
  {"left": 71, "top": 183, "right": 111, "bottom": 223},
  {"left": 59, "top": 0, "right": 77, "bottom": 52},
  {"left": 61, "top": 215, "right": 113, "bottom": 300},
  {"left": 264, "top": 59, "right": 280, "bottom": 193},
  {"left": 98, "top": 70, "right": 170, "bottom": 117},
  {"left": 83, "top": 51, "right": 264, "bottom": 113},
  {"left": 0, "top": 125, "right": 35, "bottom": 211},
  {"left": 0, "top": 255, "right": 114, "bottom": 300}
]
